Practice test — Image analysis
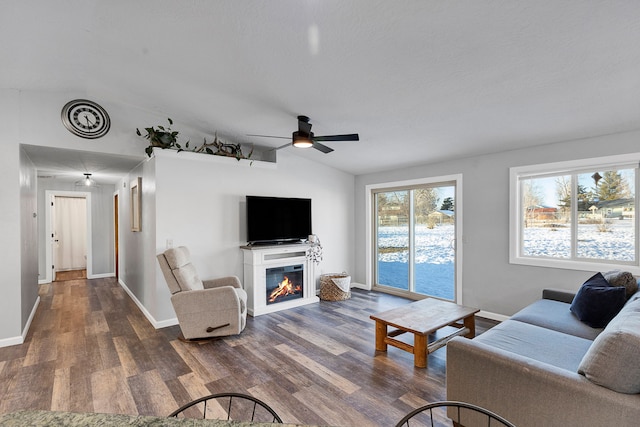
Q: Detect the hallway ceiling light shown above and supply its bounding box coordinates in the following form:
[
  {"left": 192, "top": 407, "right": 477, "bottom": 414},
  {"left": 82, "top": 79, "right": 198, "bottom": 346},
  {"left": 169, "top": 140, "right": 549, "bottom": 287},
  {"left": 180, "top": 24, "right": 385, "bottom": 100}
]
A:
[{"left": 75, "top": 173, "right": 99, "bottom": 188}]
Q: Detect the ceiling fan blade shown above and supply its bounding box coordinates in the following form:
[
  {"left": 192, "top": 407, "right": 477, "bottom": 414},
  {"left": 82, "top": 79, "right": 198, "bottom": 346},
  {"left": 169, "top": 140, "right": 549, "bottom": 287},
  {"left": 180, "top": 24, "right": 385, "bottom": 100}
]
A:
[
  {"left": 298, "top": 115, "right": 312, "bottom": 134},
  {"left": 274, "top": 142, "right": 292, "bottom": 151},
  {"left": 247, "top": 134, "right": 290, "bottom": 140},
  {"left": 313, "top": 133, "right": 360, "bottom": 142},
  {"left": 312, "top": 141, "right": 334, "bottom": 153}
]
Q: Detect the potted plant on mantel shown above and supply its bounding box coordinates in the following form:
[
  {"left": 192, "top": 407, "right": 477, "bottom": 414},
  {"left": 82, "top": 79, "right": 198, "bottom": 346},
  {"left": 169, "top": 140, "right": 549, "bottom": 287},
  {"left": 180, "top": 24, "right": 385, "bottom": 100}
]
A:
[{"left": 136, "top": 118, "right": 253, "bottom": 161}]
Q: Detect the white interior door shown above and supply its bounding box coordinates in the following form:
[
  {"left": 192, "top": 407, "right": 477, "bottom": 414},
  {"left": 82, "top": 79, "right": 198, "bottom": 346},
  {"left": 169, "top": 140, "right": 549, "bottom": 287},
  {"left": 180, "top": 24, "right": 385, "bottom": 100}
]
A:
[{"left": 53, "top": 196, "right": 87, "bottom": 272}]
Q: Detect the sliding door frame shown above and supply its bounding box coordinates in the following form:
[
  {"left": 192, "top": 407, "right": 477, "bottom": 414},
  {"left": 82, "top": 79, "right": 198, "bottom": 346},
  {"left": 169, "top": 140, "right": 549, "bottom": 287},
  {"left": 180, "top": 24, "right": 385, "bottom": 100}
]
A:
[{"left": 365, "top": 174, "right": 463, "bottom": 303}]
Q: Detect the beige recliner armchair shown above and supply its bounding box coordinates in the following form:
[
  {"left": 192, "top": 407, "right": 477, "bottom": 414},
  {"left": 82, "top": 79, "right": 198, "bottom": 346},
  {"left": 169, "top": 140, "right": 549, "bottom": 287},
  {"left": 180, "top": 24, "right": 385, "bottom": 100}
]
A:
[{"left": 157, "top": 246, "right": 247, "bottom": 340}]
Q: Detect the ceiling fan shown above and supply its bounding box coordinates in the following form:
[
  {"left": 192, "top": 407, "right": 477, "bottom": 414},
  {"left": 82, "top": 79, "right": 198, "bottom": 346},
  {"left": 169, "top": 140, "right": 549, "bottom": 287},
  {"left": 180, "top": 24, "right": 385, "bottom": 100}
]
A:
[{"left": 249, "top": 115, "right": 359, "bottom": 154}]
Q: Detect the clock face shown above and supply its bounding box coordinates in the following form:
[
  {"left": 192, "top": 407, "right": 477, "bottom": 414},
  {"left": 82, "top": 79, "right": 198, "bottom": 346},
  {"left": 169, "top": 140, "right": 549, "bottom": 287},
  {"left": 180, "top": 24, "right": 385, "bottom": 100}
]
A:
[{"left": 61, "top": 99, "right": 111, "bottom": 139}]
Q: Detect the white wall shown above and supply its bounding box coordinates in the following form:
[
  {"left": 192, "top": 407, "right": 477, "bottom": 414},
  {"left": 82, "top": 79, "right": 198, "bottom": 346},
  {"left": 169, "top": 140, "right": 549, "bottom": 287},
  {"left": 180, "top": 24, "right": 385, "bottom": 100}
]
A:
[
  {"left": 117, "top": 158, "right": 159, "bottom": 322},
  {"left": 141, "top": 148, "right": 355, "bottom": 324},
  {"left": 0, "top": 89, "right": 24, "bottom": 344},
  {"left": 355, "top": 129, "right": 640, "bottom": 317}
]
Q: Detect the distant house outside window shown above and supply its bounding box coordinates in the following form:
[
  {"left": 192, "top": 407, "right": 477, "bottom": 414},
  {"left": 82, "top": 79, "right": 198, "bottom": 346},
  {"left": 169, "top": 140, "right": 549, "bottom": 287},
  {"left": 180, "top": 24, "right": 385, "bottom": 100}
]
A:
[{"left": 510, "top": 154, "right": 639, "bottom": 273}]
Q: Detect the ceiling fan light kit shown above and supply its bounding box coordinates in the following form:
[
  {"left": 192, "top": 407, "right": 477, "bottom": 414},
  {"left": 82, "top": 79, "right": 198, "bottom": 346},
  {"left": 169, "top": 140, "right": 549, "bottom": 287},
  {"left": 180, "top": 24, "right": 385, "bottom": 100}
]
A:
[
  {"left": 250, "top": 115, "right": 359, "bottom": 154},
  {"left": 292, "top": 131, "right": 314, "bottom": 148}
]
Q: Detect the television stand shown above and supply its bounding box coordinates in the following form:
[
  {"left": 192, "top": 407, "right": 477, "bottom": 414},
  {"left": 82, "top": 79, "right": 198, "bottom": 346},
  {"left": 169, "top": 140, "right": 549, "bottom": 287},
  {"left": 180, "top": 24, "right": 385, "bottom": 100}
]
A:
[{"left": 246, "top": 240, "right": 307, "bottom": 247}]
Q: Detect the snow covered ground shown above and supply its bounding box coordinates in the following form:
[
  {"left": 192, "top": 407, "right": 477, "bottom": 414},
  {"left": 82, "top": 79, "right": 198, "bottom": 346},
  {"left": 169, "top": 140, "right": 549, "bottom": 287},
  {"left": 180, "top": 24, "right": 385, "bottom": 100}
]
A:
[
  {"left": 523, "top": 220, "right": 634, "bottom": 261},
  {"left": 377, "top": 225, "right": 455, "bottom": 299},
  {"left": 376, "top": 220, "right": 634, "bottom": 300}
]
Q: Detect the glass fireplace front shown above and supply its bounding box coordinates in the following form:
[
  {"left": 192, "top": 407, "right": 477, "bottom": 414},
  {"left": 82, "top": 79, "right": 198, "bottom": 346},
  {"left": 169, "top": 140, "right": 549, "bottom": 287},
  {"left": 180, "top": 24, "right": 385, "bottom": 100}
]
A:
[{"left": 266, "top": 264, "right": 304, "bottom": 305}]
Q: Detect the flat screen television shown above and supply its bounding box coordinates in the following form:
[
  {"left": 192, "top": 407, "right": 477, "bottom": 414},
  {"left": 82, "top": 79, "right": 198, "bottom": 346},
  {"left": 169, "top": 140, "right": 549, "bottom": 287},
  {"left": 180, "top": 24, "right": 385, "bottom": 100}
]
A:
[{"left": 246, "top": 195, "right": 312, "bottom": 244}]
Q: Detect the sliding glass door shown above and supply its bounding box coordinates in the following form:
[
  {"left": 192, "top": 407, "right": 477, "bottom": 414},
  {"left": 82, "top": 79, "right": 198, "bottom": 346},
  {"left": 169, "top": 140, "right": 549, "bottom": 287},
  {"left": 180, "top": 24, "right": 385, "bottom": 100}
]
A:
[{"left": 374, "top": 182, "right": 457, "bottom": 300}]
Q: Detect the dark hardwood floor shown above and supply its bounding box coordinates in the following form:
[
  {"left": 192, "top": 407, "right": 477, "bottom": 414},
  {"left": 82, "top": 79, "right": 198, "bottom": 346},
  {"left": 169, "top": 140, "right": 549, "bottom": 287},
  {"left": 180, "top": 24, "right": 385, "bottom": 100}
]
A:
[{"left": 0, "top": 277, "right": 496, "bottom": 426}]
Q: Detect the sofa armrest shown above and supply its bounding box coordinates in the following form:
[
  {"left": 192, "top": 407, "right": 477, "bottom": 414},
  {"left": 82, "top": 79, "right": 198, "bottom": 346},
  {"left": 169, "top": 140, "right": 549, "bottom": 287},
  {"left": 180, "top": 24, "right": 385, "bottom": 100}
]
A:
[
  {"left": 542, "top": 288, "right": 575, "bottom": 303},
  {"left": 446, "top": 337, "right": 640, "bottom": 427},
  {"left": 203, "top": 275, "right": 242, "bottom": 289}
]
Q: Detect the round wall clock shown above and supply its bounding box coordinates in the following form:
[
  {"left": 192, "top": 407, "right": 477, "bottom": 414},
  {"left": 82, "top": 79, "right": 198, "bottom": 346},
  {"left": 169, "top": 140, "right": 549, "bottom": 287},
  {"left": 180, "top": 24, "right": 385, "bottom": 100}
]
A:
[{"left": 61, "top": 99, "right": 111, "bottom": 139}]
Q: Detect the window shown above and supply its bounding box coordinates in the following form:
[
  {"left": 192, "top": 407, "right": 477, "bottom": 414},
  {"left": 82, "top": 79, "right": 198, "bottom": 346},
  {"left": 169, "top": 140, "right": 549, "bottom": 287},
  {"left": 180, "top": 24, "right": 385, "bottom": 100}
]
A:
[{"left": 510, "top": 154, "right": 639, "bottom": 272}]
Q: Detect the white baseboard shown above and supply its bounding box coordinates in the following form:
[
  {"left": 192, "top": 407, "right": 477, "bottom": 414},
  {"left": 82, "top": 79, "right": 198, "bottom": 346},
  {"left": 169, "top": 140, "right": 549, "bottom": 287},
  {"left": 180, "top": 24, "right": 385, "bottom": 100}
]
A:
[
  {"left": 0, "top": 296, "right": 40, "bottom": 349},
  {"left": 88, "top": 272, "right": 115, "bottom": 279},
  {"left": 350, "top": 281, "right": 371, "bottom": 290},
  {"left": 118, "top": 278, "right": 178, "bottom": 329},
  {"left": 38, "top": 272, "right": 115, "bottom": 284},
  {"left": 477, "top": 310, "right": 509, "bottom": 322},
  {"left": 0, "top": 335, "right": 23, "bottom": 348},
  {"left": 21, "top": 295, "right": 40, "bottom": 343}
]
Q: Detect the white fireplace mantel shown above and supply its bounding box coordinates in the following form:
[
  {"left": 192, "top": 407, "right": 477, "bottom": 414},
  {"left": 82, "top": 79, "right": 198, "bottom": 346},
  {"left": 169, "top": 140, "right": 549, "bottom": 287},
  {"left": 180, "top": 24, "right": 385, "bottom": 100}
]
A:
[{"left": 241, "top": 243, "right": 319, "bottom": 316}]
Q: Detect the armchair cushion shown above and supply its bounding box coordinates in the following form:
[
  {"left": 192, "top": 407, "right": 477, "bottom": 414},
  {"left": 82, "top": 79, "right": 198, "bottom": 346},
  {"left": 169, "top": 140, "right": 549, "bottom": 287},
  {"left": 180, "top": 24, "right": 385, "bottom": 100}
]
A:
[
  {"left": 172, "top": 263, "right": 204, "bottom": 291},
  {"left": 162, "top": 246, "right": 203, "bottom": 291}
]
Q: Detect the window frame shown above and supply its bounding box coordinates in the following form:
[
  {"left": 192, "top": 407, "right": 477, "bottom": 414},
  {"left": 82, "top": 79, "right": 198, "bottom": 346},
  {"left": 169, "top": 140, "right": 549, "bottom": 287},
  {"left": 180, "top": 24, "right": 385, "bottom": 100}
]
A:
[{"left": 510, "top": 153, "right": 640, "bottom": 274}]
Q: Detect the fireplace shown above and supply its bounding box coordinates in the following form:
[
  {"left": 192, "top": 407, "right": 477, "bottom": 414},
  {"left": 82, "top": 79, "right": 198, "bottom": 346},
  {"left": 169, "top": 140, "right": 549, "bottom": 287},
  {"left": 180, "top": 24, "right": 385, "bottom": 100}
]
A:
[
  {"left": 266, "top": 264, "right": 303, "bottom": 304},
  {"left": 242, "top": 243, "right": 319, "bottom": 316}
]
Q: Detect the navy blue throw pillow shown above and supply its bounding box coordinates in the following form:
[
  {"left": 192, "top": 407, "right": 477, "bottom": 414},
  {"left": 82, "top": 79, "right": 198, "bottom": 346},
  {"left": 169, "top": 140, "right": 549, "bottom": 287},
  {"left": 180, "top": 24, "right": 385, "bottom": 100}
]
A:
[{"left": 570, "top": 272, "right": 626, "bottom": 328}]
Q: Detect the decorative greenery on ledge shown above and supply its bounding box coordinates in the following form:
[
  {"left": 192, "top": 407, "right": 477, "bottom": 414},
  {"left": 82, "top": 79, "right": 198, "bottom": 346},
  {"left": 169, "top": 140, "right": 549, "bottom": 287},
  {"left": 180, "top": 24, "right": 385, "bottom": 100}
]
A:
[{"left": 136, "top": 118, "right": 253, "bottom": 161}]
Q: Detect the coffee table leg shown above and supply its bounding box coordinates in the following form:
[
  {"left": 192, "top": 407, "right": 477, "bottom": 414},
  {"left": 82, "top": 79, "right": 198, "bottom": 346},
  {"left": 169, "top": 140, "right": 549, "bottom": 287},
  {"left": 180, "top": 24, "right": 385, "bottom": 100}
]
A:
[
  {"left": 414, "top": 334, "right": 427, "bottom": 368},
  {"left": 374, "top": 321, "right": 388, "bottom": 352},
  {"left": 463, "top": 314, "right": 476, "bottom": 338}
]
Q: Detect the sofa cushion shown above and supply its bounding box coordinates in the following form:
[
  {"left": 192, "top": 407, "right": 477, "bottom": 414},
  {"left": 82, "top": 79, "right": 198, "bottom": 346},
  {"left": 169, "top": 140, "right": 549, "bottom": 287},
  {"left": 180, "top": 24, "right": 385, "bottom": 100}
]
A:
[
  {"left": 578, "top": 299, "right": 640, "bottom": 394},
  {"left": 604, "top": 270, "right": 639, "bottom": 299},
  {"left": 570, "top": 272, "right": 626, "bottom": 328},
  {"left": 511, "top": 299, "right": 603, "bottom": 340},
  {"left": 474, "top": 319, "right": 593, "bottom": 372}
]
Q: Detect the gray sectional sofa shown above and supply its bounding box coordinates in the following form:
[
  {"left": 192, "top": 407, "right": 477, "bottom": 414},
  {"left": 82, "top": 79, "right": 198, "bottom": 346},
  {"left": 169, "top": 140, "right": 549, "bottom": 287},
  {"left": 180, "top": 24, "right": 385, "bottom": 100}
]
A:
[{"left": 447, "top": 284, "right": 640, "bottom": 427}]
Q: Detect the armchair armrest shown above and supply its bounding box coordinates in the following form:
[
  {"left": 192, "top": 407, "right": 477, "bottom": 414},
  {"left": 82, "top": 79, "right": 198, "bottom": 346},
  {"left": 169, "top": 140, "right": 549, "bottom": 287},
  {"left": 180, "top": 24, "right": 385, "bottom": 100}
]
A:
[
  {"left": 171, "top": 286, "right": 244, "bottom": 339},
  {"left": 542, "top": 288, "right": 575, "bottom": 304},
  {"left": 203, "top": 275, "right": 242, "bottom": 289}
]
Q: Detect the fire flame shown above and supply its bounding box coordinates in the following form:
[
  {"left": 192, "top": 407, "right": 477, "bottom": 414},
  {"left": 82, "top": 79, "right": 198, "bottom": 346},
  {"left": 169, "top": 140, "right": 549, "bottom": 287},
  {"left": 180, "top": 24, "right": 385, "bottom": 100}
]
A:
[{"left": 268, "top": 275, "right": 302, "bottom": 303}]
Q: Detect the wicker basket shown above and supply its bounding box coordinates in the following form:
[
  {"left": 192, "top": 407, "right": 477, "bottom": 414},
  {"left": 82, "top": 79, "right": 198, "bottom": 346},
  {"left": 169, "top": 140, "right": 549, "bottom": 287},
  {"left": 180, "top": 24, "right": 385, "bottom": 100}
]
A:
[{"left": 319, "top": 273, "right": 351, "bottom": 301}]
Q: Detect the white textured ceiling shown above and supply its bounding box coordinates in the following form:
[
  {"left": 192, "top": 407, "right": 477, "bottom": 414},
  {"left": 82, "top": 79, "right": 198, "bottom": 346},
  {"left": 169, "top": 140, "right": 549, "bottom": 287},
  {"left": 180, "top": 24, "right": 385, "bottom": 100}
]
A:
[{"left": 4, "top": 1, "right": 640, "bottom": 176}]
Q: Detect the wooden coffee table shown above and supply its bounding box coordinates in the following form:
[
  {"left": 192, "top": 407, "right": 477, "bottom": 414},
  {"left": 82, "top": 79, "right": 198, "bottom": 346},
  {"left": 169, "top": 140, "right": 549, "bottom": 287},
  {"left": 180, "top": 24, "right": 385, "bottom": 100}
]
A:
[{"left": 370, "top": 298, "right": 479, "bottom": 368}]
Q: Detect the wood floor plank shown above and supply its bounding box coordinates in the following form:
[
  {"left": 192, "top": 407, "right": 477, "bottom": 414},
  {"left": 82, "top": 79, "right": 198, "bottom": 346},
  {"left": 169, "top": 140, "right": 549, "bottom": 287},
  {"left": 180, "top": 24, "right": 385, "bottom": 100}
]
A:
[
  {"left": 176, "top": 372, "right": 214, "bottom": 405},
  {"left": 23, "top": 331, "right": 57, "bottom": 367},
  {"left": 91, "top": 366, "right": 137, "bottom": 415},
  {"left": 127, "top": 369, "right": 179, "bottom": 416},
  {"left": 276, "top": 322, "right": 351, "bottom": 355},
  {"left": 113, "top": 336, "right": 142, "bottom": 378},
  {"left": 171, "top": 341, "right": 231, "bottom": 384},
  {"left": 274, "top": 344, "right": 361, "bottom": 395},
  {"left": 51, "top": 367, "right": 71, "bottom": 412},
  {"left": 247, "top": 381, "right": 321, "bottom": 426},
  {"left": 67, "top": 363, "right": 94, "bottom": 413},
  {"left": 294, "top": 384, "right": 378, "bottom": 427},
  {"left": 0, "top": 277, "right": 498, "bottom": 426}
]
